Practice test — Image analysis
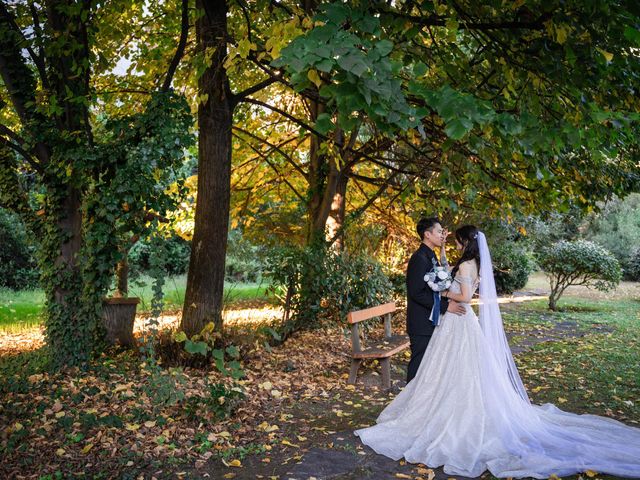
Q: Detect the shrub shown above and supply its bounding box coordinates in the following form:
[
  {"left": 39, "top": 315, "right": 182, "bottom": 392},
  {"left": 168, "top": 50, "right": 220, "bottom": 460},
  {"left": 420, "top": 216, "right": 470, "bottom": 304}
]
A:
[
  {"left": 626, "top": 248, "right": 640, "bottom": 282},
  {"left": 538, "top": 240, "right": 621, "bottom": 310},
  {"left": 0, "top": 208, "right": 39, "bottom": 289},
  {"left": 583, "top": 193, "right": 640, "bottom": 277},
  {"left": 477, "top": 217, "right": 536, "bottom": 294},
  {"left": 185, "top": 382, "right": 244, "bottom": 421},
  {"left": 225, "top": 229, "right": 265, "bottom": 283},
  {"left": 129, "top": 234, "right": 191, "bottom": 276},
  {"left": 491, "top": 242, "right": 536, "bottom": 294},
  {"left": 266, "top": 242, "right": 392, "bottom": 335},
  {"left": 387, "top": 271, "right": 406, "bottom": 299}
]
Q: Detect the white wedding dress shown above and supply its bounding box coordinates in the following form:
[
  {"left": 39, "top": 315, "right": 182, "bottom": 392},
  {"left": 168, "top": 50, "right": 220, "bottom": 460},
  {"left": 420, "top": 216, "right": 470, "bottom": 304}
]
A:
[{"left": 355, "top": 241, "right": 640, "bottom": 479}]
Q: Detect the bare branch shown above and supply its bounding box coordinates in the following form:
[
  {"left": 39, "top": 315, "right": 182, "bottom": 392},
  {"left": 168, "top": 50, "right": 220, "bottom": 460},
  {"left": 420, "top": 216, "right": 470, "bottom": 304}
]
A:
[
  {"left": 233, "top": 75, "right": 282, "bottom": 105},
  {"left": 0, "top": 2, "right": 49, "bottom": 91},
  {"left": 0, "top": 124, "right": 26, "bottom": 145},
  {"left": 161, "top": 0, "right": 189, "bottom": 92},
  {"left": 232, "top": 126, "right": 307, "bottom": 178},
  {"left": 242, "top": 139, "right": 306, "bottom": 201},
  {"left": 234, "top": 0, "right": 252, "bottom": 44},
  {"left": 240, "top": 97, "right": 328, "bottom": 140},
  {"left": 0, "top": 136, "right": 42, "bottom": 173},
  {"left": 327, "top": 170, "right": 401, "bottom": 246}
]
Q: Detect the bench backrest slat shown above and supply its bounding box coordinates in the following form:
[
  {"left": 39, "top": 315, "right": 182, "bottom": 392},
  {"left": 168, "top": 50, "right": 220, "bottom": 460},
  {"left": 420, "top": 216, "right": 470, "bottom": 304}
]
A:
[{"left": 347, "top": 302, "right": 396, "bottom": 324}]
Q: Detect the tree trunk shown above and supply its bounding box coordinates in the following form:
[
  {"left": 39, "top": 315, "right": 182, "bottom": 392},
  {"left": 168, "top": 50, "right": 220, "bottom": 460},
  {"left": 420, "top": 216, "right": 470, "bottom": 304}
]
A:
[
  {"left": 181, "top": 0, "right": 232, "bottom": 337},
  {"left": 326, "top": 171, "right": 348, "bottom": 251},
  {"left": 41, "top": 1, "right": 99, "bottom": 366},
  {"left": 114, "top": 256, "right": 128, "bottom": 298},
  {"left": 43, "top": 184, "right": 91, "bottom": 365},
  {"left": 305, "top": 99, "right": 330, "bottom": 245}
]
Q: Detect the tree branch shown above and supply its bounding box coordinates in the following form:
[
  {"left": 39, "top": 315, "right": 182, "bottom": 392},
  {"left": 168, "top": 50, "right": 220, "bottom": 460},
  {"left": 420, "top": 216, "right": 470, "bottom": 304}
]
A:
[
  {"left": 234, "top": 0, "right": 252, "bottom": 44},
  {"left": 0, "top": 2, "right": 49, "bottom": 91},
  {"left": 232, "top": 75, "right": 282, "bottom": 105},
  {"left": 240, "top": 97, "right": 328, "bottom": 140},
  {"left": 383, "top": 7, "right": 551, "bottom": 32},
  {"left": 0, "top": 33, "right": 32, "bottom": 123},
  {"left": 0, "top": 124, "right": 26, "bottom": 146},
  {"left": 243, "top": 140, "right": 305, "bottom": 201},
  {"left": 327, "top": 170, "right": 401, "bottom": 246},
  {"left": 27, "top": 0, "right": 49, "bottom": 91},
  {"left": 0, "top": 137, "right": 27, "bottom": 161},
  {"left": 232, "top": 126, "right": 307, "bottom": 178},
  {"left": 161, "top": 0, "right": 189, "bottom": 92},
  {"left": 95, "top": 88, "right": 152, "bottom": 96},
  {"left": 0, "top": 136, "right": 42, "bottom": 173}
]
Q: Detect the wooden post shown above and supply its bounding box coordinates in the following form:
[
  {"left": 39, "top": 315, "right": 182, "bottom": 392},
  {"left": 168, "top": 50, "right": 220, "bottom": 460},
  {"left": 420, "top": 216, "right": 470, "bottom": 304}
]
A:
[
  {"left": 384, "top": 313, "right": 392, "bottom": 338},
  {"left": 380, "top": 357, "right": 391, "bottom": 389},
  {"left": 348, "top": 358, "right": 362, "bottom": 384},
  {"left": 350, "top": 323, "right": 361, "bottom": 353}
]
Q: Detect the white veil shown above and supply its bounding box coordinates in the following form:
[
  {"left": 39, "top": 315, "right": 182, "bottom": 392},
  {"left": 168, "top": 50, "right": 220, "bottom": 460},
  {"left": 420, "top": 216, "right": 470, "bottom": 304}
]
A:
[{"left": 477, "top": 232, "right": 530, "bottom": 404}]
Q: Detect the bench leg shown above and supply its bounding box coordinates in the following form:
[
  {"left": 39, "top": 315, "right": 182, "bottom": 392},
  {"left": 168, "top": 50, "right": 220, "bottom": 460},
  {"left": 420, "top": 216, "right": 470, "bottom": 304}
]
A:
[
  {"left": 380, "top": 357, "right": 391, "bottom": 390},
  {"left": 348, "top": 358, "right": 362, "bottom": 384}
]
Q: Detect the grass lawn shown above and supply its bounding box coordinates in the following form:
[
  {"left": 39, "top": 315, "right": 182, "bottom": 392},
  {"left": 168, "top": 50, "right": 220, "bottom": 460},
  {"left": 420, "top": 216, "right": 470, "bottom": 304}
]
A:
[
  {"left": 0, "top": 275, "right": 272, "bottom": 333},
  {"left": 504, "top": 296, "right": 640, "bottom": 424},
  {"left": 0, "top": 289, "right": 45, "bottom": 332}
]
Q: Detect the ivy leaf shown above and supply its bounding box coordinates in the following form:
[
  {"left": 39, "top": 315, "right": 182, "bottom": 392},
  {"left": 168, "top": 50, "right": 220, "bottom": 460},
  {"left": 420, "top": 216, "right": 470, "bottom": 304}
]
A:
[
  {"left": 413, "top": 62, "right": 428, "bottom": 77},
  {"left": 184, "top": 340, "right": 208, "bottom": 356},
  {"left": 597, "top": 48, "right": 614, "bottom": 63}
]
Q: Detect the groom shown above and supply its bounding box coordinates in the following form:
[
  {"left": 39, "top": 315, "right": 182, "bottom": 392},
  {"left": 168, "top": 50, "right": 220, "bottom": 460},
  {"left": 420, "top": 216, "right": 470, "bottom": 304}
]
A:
[{"left": 406, "top": 217, "right": 465, "bottom": 382}]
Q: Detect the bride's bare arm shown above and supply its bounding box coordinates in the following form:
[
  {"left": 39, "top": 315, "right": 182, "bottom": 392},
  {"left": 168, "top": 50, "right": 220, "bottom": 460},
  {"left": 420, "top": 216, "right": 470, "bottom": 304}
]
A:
[
  {"left": 442, "top": 262, "right": 476, "bottom": 303},
  {"left": 443, "top": 280, "right": 473, "bottom": 303}
]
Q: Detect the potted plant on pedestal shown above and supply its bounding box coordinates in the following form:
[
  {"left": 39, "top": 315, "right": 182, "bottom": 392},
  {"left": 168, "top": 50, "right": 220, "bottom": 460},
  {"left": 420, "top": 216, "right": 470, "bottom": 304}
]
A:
[{"left": 103, "top": 247, "right": 140, "bottom": 347}]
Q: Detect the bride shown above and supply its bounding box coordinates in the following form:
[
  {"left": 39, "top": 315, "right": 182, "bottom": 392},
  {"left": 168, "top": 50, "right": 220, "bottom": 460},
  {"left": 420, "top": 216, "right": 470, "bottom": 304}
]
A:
[{"left": 355, "top": 225, "right": 640, "bottom": 478}]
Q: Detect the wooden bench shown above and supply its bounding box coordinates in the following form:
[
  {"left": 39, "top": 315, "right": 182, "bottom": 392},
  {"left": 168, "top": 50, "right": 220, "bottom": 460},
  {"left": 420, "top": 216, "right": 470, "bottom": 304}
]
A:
[{"left": 347, "top": 302, "right": 410, "bottom": 389}]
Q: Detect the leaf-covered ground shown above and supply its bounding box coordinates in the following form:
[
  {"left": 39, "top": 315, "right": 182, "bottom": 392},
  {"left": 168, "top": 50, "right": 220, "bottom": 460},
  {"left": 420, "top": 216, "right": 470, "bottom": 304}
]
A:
[{"left": 1, "top": 294, "right": 639, "bottom": 480}]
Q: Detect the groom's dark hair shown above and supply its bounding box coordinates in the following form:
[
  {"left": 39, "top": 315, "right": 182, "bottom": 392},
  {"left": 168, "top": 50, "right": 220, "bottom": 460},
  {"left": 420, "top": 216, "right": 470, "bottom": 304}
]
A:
[{"left": 417, "top": 217, "right": 441, "bottom": 241}]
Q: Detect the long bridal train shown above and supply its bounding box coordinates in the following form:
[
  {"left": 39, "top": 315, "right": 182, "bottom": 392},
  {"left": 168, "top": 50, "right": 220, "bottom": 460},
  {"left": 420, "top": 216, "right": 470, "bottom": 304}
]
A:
[{"left": 355, "top": 233, "right": 640, "bottom": 479}]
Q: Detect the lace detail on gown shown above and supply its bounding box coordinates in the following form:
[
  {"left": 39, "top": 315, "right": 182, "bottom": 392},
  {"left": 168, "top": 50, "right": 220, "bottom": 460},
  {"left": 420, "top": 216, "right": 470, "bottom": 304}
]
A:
[{"left": 354, "top": 262, "right": 640, "bottom": 478}]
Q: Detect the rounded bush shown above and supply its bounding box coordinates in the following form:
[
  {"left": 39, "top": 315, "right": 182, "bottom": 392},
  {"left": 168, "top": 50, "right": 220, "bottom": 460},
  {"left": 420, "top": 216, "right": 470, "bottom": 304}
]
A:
[
  {"left": 625, "top": 248, "right": 640, "bottom": 281},
  {"left": 538, "top": 240, "right": 621, "bottom": 309},
  {"left": 491, "top": 242, "right": 536, "bottom": 294}
]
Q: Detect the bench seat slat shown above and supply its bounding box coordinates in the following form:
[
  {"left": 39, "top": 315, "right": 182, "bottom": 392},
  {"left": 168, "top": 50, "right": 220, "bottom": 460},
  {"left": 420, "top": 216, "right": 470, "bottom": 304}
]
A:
[{"left": 352, "top": 335, "right": 409, "bottom": 359}]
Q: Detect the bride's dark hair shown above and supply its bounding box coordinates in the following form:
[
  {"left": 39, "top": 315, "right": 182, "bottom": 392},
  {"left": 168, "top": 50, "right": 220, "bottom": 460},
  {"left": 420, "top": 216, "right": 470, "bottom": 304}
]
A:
[{"left": 451, "top": 225, "right": 481, "bottom": 278}]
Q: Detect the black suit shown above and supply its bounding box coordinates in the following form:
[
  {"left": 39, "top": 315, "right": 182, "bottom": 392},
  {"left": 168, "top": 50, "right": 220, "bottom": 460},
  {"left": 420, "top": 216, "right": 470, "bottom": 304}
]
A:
[{"left": 406, "top": 243, "right": 449, "bottom": 382}]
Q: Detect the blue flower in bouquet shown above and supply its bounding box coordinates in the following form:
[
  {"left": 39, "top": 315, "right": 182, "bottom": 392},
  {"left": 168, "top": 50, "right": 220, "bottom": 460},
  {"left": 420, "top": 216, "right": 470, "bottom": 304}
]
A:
[{"left": 424, "top": 259, "right": 452, "bottom": 292}]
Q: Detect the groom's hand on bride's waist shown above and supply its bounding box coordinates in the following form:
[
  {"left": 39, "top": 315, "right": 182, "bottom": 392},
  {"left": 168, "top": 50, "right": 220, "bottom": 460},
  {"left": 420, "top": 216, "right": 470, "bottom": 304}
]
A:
[{"left": 447, "top": 301, "right": 466, "bottom": 316}]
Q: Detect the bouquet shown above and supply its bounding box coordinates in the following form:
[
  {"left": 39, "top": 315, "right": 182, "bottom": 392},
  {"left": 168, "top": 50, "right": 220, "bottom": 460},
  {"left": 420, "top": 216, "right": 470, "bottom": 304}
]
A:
[{"left": 424, "top": 259, "right": 452, "bottom": 292}]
